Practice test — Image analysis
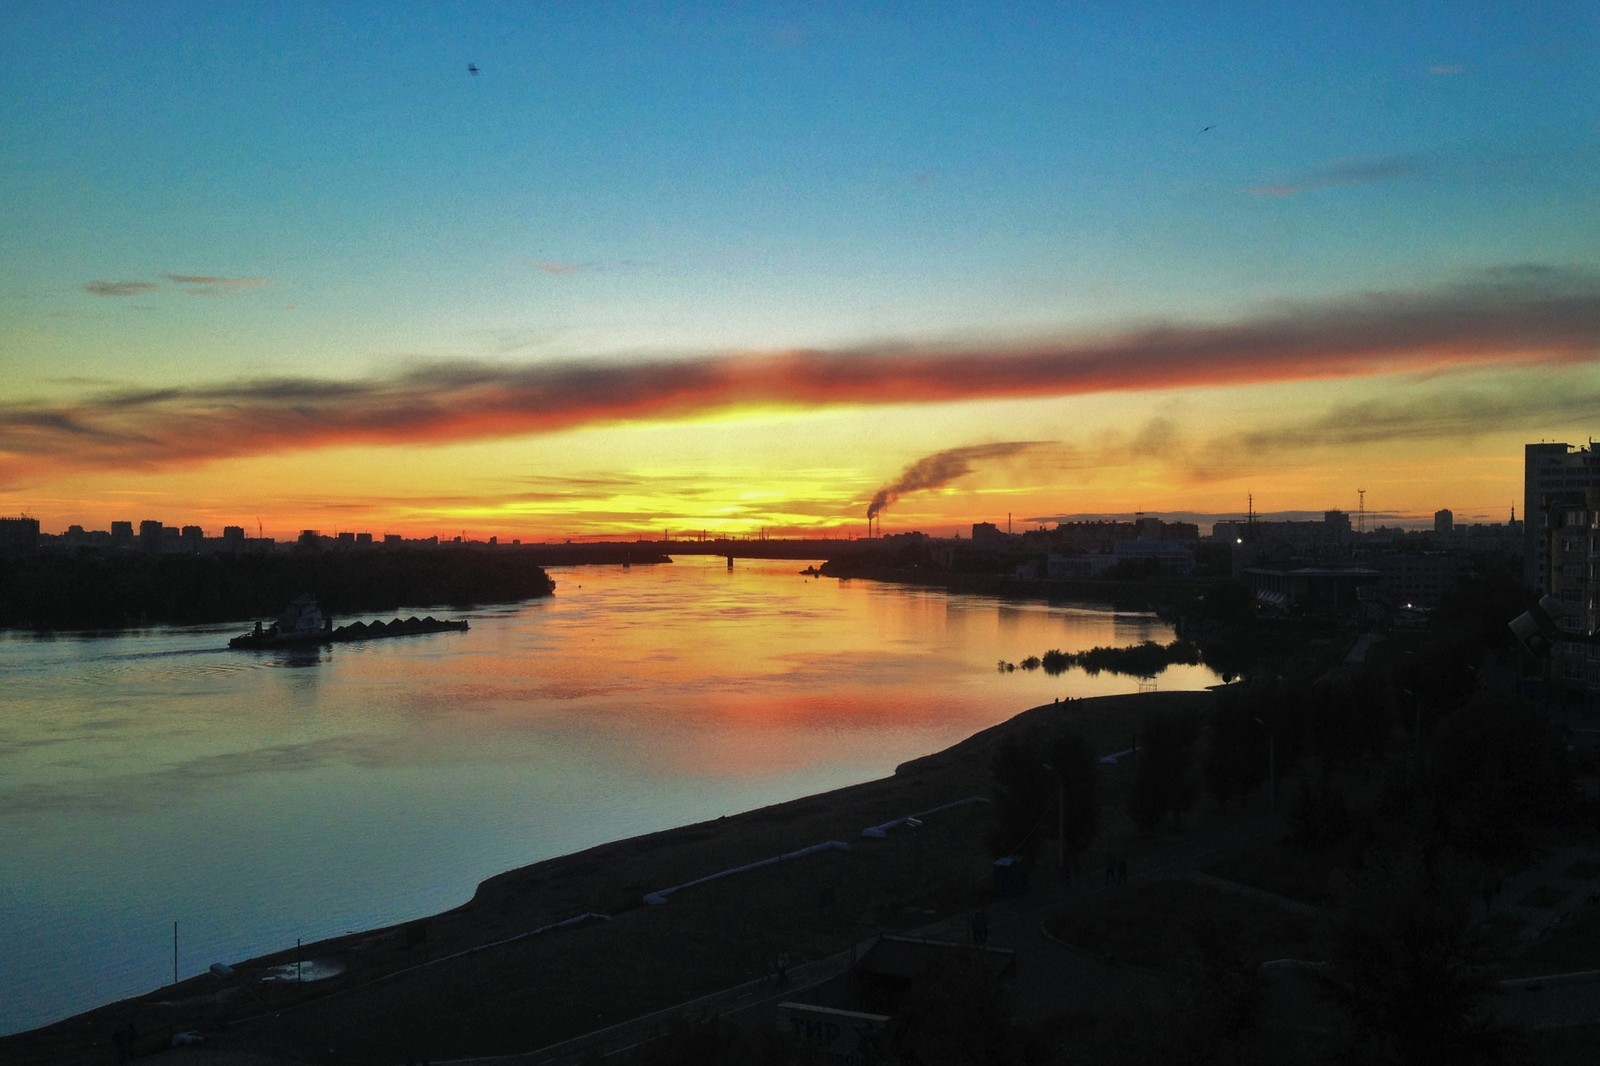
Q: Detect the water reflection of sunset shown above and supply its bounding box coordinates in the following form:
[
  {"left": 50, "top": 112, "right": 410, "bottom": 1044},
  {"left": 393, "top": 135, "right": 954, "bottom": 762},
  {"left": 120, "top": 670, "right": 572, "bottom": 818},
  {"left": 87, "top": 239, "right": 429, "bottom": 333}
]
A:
[{"left": 1, "top": 555, "right": 1210, "bottom": 1033}]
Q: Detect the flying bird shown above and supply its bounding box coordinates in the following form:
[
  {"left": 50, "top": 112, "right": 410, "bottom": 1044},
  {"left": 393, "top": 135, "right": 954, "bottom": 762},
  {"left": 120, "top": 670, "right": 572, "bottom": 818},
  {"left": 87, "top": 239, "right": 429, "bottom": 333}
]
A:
[
  {"left": 1200, "top": 124, "right": 1215, "bottom": 133},
  {"left": 467, "top": 63, "right": 479, "bottom": 75}
]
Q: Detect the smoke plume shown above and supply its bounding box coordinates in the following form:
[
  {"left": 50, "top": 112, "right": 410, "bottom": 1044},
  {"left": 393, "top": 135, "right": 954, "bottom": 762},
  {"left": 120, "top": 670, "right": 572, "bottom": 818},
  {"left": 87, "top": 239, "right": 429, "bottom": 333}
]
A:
[{"left": 868, "top": 442, "right": 1047, "bottom": 519}]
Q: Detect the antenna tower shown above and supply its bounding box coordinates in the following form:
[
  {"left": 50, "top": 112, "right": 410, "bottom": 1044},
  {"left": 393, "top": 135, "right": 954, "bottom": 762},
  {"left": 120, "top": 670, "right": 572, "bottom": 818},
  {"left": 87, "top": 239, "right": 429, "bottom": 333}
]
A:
[{"left": 1357, "top": 489, "right": 1366, "bottom": 534}]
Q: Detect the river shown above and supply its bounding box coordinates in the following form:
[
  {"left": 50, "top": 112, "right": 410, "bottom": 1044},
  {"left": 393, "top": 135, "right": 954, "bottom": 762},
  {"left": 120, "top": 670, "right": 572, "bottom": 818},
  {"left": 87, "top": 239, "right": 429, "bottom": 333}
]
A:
[{"left": 0, "top": 555, "right": 1217, "bottom": 1035}]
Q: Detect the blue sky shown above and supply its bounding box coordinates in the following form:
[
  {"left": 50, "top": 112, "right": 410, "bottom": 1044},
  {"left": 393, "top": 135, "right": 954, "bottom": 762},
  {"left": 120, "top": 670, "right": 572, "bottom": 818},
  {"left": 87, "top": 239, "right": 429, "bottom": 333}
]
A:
[{"left": 2, "top": 3, "right": 1597, "bottom": 537}]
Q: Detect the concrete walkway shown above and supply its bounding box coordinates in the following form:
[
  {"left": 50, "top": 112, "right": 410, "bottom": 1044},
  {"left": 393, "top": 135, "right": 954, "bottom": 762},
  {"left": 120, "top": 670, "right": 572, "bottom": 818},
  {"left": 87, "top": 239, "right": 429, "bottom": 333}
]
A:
[
  {"left": 451, "top": 821, "right": 1600, "bottom": 1063},
  {"left": 1485, "top": 843, "right": 1600, "bottom": 944},
  {"left": 477, "top": 808, "right": 1291, "bottom": 1065},
  {"left": 1175, "top": 869, "right": 1327, "bottom": 920}
]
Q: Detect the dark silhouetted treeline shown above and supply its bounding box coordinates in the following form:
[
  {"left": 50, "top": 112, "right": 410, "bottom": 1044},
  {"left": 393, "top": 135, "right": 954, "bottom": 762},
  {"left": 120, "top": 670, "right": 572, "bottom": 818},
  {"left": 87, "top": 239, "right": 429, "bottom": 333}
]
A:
[{"left": 0, "top": 549, "right": 556, "bottom": 630}]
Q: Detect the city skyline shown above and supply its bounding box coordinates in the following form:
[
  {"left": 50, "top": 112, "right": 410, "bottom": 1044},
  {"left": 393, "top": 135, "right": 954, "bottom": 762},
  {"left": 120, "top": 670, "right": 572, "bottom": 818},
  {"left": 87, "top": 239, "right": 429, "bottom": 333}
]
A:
[
  {"left": 3, "top": 4, "right": 1597, "bottom": 540},
  {"left": 8, "top": 497, "right": 1522, "bottom": 546}
]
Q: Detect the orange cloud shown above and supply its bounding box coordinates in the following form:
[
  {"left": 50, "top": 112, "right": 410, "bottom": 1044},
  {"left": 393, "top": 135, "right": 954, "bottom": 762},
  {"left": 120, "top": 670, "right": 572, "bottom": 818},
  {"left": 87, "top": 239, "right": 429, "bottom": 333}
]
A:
[{"left": 5, "top": 269, "right": 1598, "bottom": 483}]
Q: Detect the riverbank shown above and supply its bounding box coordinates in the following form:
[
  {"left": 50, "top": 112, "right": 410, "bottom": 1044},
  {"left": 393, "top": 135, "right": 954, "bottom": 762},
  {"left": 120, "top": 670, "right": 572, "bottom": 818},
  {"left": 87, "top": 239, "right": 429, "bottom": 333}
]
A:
[
  {"left": 0, "top": 688, "right": 1212, "bottom": 1065},
  {"left": 815, "top": 558, "right": 1209, "bottom": 612},
  {"left": 0, "top": 547, "right": 562, "bottom": 630}
]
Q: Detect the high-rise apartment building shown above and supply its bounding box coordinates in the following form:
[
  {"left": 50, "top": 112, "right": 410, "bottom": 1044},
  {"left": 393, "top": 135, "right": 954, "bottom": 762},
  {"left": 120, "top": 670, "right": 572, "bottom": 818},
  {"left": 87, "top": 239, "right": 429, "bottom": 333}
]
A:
[
  {"left": 1525, "top": 442, "right": 1600, "bottom": 592},
  {"left": 1525, "top": 442, "right": 1600, "bottom": 693}
]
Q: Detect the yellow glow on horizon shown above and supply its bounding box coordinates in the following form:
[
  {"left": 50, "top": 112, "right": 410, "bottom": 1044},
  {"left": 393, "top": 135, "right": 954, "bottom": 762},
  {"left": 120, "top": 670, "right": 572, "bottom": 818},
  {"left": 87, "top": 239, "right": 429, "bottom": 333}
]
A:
[{"left": 4, "top": 363, "right": 1587, "bottom": 539}]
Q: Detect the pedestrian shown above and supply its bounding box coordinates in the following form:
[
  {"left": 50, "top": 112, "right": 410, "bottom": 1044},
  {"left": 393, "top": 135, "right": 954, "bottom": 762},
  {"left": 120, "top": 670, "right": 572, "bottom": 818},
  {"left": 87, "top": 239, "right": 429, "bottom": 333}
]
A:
[
  {"left": 974, "top": 908, "right": 989, "bottom": 945},
  {"left": 1105, "top": 859, "right": 1114, "bottom": 886},
  {"left": 776, "top": 950, "right": 790, "bottom": 987},
  {"left": 1117, "top": 857, "right": 1128, "bottom": 884}
]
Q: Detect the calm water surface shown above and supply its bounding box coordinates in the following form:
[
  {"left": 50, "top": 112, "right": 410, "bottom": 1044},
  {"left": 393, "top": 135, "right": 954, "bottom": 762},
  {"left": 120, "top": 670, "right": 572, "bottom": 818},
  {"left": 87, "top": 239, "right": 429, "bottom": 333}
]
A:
[{"left": 0, "top": 556, "right": 1217, "bottom": 1034}]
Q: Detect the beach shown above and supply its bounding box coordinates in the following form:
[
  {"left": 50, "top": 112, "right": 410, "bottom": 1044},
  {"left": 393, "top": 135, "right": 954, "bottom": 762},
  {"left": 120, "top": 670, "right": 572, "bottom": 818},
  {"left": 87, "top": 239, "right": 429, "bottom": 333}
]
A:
[{"left": 0, "top": 689, "right": 1211, "bottom": 1065}]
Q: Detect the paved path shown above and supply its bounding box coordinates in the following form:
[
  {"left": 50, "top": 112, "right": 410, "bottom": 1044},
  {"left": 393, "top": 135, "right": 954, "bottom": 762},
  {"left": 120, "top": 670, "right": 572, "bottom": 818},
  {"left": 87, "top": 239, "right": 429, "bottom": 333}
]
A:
[
  {"left": 1486, "top": 843, "right": 1600, "bottom": 944},
  {"left": 442, "top": 820, "right": 1600, "bottom": 1063},
  {"left": 1175, "top": 869, "right": 1327, "bottom": 920},
  {"left": 473, "top": 809, "right": 1291, "bottom": 1065}
]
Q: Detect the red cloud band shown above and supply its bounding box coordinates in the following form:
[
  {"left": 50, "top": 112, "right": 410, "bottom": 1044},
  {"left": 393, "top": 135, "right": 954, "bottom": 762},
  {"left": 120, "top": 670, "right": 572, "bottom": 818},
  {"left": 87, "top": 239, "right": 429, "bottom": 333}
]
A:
[{"left": 4, "top": 271, "right": 1598, "bottom": 479}]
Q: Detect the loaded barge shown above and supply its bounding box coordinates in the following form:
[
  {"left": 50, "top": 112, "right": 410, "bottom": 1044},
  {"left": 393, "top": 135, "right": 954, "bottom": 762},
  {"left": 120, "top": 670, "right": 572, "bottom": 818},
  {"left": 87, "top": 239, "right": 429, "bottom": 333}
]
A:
[{"left": 228, "top": 595, "right": 469, "bottom": 649}]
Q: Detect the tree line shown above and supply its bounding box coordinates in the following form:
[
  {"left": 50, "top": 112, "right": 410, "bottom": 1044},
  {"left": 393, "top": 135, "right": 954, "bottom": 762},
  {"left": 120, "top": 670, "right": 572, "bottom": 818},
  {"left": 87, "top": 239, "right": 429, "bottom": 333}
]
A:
[{"left": 0, "top": 548, "right": 557, "bottom": 629}]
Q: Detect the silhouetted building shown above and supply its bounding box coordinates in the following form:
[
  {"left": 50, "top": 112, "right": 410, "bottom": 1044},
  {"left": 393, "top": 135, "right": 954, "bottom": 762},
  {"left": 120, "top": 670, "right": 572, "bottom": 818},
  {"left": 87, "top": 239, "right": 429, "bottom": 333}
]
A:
[
  {"left": 139, "top": 519, "right": 164, "bottom": 551},
  {"left": 1047, "top": 553, "right": 1117, "bottom": 579},
  {"left": 1369, "top": 552, "right": 1459, "bottom": 609},
  {"left": 181, "top": 525, "right": 204, "bottom": 551},
  {"left": 0, "top": 515, "right": 40, "bottom": 553},
  {"left": 111, "top": 521, "right": 134, "bottom": 548},
  {"left": 1545, "top": 487, "right": 1600, "bottom": 692},
  {"left": 1434, "top": 509, "right": 1453, "bottom": 537},
  {"left": 1525, "top": 441, "right": 1600, "bottom": 591},
  {"left": 1245, "top": 564, "right": 1380, "bottom": 617},
  {"left": 971, "top": 521, "right": 1008, "bottom": 546},
  {"left": 1113, "top": 538, "right": 1195, "bottom": 575}
]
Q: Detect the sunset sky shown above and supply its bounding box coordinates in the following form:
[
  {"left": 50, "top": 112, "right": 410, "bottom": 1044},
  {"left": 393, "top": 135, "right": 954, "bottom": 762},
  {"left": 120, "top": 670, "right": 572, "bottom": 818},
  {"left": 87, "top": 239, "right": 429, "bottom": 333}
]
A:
[{"left": 3, "top": 3, "right": 1597, "bottom": 540}]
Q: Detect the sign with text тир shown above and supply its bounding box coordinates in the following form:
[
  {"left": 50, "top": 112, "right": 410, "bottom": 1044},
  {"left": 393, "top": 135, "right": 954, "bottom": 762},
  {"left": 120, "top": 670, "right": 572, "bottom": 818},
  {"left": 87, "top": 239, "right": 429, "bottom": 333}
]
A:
[{"left": 778, "top": 1002, "right": 889, "bottom": 1064}]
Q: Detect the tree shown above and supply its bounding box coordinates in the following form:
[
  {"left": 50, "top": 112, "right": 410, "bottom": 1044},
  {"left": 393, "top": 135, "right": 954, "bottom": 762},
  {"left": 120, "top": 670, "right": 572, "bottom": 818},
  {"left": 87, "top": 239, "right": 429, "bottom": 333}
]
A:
[
  {"left": 987, "top": 730, "right": 1100, "bottom": 868},
  {"left": 1320, "top": 851, "right": 1523, "bottom": 1065},
  {"left": 1161, "top": 919, "right": 1267, "bottom": 1064},
  {"left": 1199, "top": 579, "right": 1255, "bottom": 628},
  {"left": 1428, "top": 693, "right": 1573, "bottom": 862},
  {"left": 1127, "top": 708, "right": 1201, "bottom": 832},
  {"left": 1202, "top": 694, "right": 1270, "bottom": 808},
  {"left": 1048, "top": 731, "right": 1099, "bottom": 866},
  {"left": 987, "top": 736, "right": 1054, "bottom": 860}
]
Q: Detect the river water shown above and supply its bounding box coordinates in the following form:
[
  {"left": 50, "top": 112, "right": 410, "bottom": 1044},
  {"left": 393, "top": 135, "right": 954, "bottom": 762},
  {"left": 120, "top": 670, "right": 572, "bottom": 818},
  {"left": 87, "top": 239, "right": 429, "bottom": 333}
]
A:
[{"left": 0, "top": 555, "right": 1217, "bottom": 1035}]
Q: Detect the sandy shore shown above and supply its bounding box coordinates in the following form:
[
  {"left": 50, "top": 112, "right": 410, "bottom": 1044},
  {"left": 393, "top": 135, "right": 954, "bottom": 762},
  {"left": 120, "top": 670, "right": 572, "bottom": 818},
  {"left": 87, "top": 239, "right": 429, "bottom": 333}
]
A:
[{"left": 0, "top": 688, "right": 1211, "bottom": 1065}]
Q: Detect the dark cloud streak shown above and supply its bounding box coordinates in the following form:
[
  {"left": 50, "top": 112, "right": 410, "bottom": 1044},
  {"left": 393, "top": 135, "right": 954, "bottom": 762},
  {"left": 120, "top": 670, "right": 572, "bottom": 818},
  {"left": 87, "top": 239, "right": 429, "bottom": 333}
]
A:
[
  {"left": 1251, "top": 154, "right": 1423, "bottom": 197},
  {"left": 83, "top": 280, "right": 158, "bottom": 297},
  {"left": 6, "top": 270, "right": 1599, "bottom": 478}
]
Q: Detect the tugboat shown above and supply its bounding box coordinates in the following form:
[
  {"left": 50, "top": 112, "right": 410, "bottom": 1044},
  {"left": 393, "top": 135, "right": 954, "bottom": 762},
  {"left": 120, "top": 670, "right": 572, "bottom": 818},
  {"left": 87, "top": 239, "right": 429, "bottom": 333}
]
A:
[{"left": 229, "top": 595, "right": 332, "bottom": 648}]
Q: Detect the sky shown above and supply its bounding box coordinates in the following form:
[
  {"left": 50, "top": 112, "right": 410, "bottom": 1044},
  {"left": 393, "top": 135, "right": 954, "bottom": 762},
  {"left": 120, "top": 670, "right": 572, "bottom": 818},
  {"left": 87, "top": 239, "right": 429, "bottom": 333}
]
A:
[{"left": 2, "top": 2, "right": 1597, "bottom": 541}]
